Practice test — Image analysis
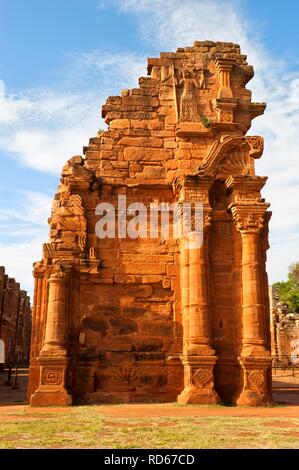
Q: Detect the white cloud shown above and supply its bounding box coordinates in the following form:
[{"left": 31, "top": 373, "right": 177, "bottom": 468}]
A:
[
  {"left": 0, "top": 87, "right": 97, "bottom": 173},
  {"left": 0, "top": 189, "right": 51, "bottom": 296},
  {"left": 69, "top": 50, "right": 145, "bottom": 89},
  {"left": 0, "top": 52, "right": 146, "bottom": 174},
  {"left": 115, "top": 0, "right": 249, "bottom": 47},
  {"left": 0, "top": 237, "right": 44, "bottom": 296},
  {"left": 0, "top": 189, "right": 51, "bottom": 230}
]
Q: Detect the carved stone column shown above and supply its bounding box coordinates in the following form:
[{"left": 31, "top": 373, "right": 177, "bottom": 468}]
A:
[
  {"left": 226, "top": 176, "right": 272, "bottom": 405},
  {"left": 27, "top": 263, "right": 44, "bottom": 402},
  {"left": 40, "top": 270, "right": 68, "bottom": 355},
  {"left": 30, "top": 266, "right": 71, "bottom": 406},
  {"left": 215, "top": 58, "right": 234, "bottom": 99},
  {"left": 180, "top": 234, "right": 190, "bottom": 356},
  {"left": 212, "top": 58, "right": 238, "bottom": 124},
  {"left": 177, "top": 176, "right": 220, "bottom": 404},
  {"left": 32, "top": 265, "right": 44, "bottom": 359}
]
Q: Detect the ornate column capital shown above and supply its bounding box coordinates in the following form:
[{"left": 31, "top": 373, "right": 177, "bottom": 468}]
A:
[
  {"left": 48, "top": 271, "right": 68, "bottom": 283},
  {"left": 225, "top": 176, "right": 270, "bottom": 235},
  {"left": 225, "top": 175, "right": 268, "bottom": 205},
  {"left": 33, "top": 261, "right": 45, "bottom": 279},
  {"left": 175, "top": 176, "right": 214, "bottom": 238},
  {"left": 48, "top": 265, "right": 71, "bottom": 284},
  {"left": 230, "top": 206, "right": 268, "bottom": 234}
]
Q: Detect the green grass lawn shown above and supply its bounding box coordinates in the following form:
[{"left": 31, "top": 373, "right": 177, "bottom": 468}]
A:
[{"left": 0, "top": 406, "right": 299, "bottom": 448}]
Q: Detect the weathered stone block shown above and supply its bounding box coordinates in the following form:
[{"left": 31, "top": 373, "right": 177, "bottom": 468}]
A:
[{"left": 124, "top": 147, "right": 171, "bottom": 161}]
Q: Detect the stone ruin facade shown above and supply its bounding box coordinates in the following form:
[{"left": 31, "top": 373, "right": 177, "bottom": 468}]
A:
[
  {"left": 0, "top": 266, "right": 31, "bottom": 366},
  {"left": 28, "top": 41, "right": 273, "bottom": 406}
]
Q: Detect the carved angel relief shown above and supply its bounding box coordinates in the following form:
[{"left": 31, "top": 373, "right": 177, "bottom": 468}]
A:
[
  {"left": 176, "top": 68, "right": 205, "bottom": 121},
  {"left": 161, "top": 65, "right": 207, "bottom": 122}
]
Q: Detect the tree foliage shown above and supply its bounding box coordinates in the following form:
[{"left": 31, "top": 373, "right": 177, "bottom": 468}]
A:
[{"left": 273, "top": 262, "right": 299, "bottom": 313}]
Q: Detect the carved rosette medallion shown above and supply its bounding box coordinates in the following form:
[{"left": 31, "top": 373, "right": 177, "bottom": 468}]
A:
[
  {"left": 246, "top": 136, "right": 264, "bottom": 159},
  {"left": 41, "top": 367, "right": 63, "bottom": 386}
]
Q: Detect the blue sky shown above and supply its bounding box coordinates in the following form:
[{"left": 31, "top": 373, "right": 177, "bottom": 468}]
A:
[{"left": 0, "top": 0, "right": 299, "bottom": 296}]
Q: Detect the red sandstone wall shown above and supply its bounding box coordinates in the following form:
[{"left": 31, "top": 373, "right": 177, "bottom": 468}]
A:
[{"left": 0, "top": 266, "right": 31, "bottom": 365}]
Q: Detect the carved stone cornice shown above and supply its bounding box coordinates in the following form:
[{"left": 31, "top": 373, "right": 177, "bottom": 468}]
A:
[
  {"left": 237, "top": 101, "right": 266, "bottom": 119},
  {"left": 215, "top": 57, "right": 235, "bottom": 72},
  {"left": 176, "top": 175, "right": 214, "bottom": 205},
  {"left": 225, "top": 175, "right": 268, "bottom": 206}
]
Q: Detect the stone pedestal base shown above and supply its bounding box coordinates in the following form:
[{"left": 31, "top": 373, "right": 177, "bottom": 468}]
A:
[
  {"left": 178, "top": 385, "right": 219, "bottom": 405},
  {"left": 30, "top": 356, "right": 72, "bottom": 406},
  {"left": 30, "top": 388, "right": 72, "bottom": 406},
  {"left": 177, "top": 355, "right": 220, "bottom": 405},
  {"left": 236, "top": 356, "right": 273, "bottom": 406}
]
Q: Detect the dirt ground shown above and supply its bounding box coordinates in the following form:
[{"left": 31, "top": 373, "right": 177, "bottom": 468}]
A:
[
  {"left": 0, "top": 368, "right": 299, "bottom": 419},
  {"left": 1, "top": 369, "right": 299, "bottom": 448}
]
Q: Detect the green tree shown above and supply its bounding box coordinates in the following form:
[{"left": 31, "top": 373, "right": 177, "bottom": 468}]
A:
[
  {"left": 273, "top": 262, "right": 299, "bottom": 313},
  {"left": 288, "top": 262, "right": 299, "bottom": 283}
]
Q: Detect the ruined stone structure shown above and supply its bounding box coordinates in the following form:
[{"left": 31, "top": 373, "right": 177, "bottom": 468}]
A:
[
  {"left": 269, "top": 286, "right": 299, "bottom": 365},
  {"left": 0, "top": 266, "right": 31, "bottom": 366},
  {"left": 28, "top": 41, "right": 272, "bottom": 406}
]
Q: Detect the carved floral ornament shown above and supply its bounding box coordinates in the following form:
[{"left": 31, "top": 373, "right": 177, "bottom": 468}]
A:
[
  {"left": 231, "top": 209, "right": 265, "bottom": 233},
  {"left": 246, "top": 136, "right": 264, "bottom": 159}
]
